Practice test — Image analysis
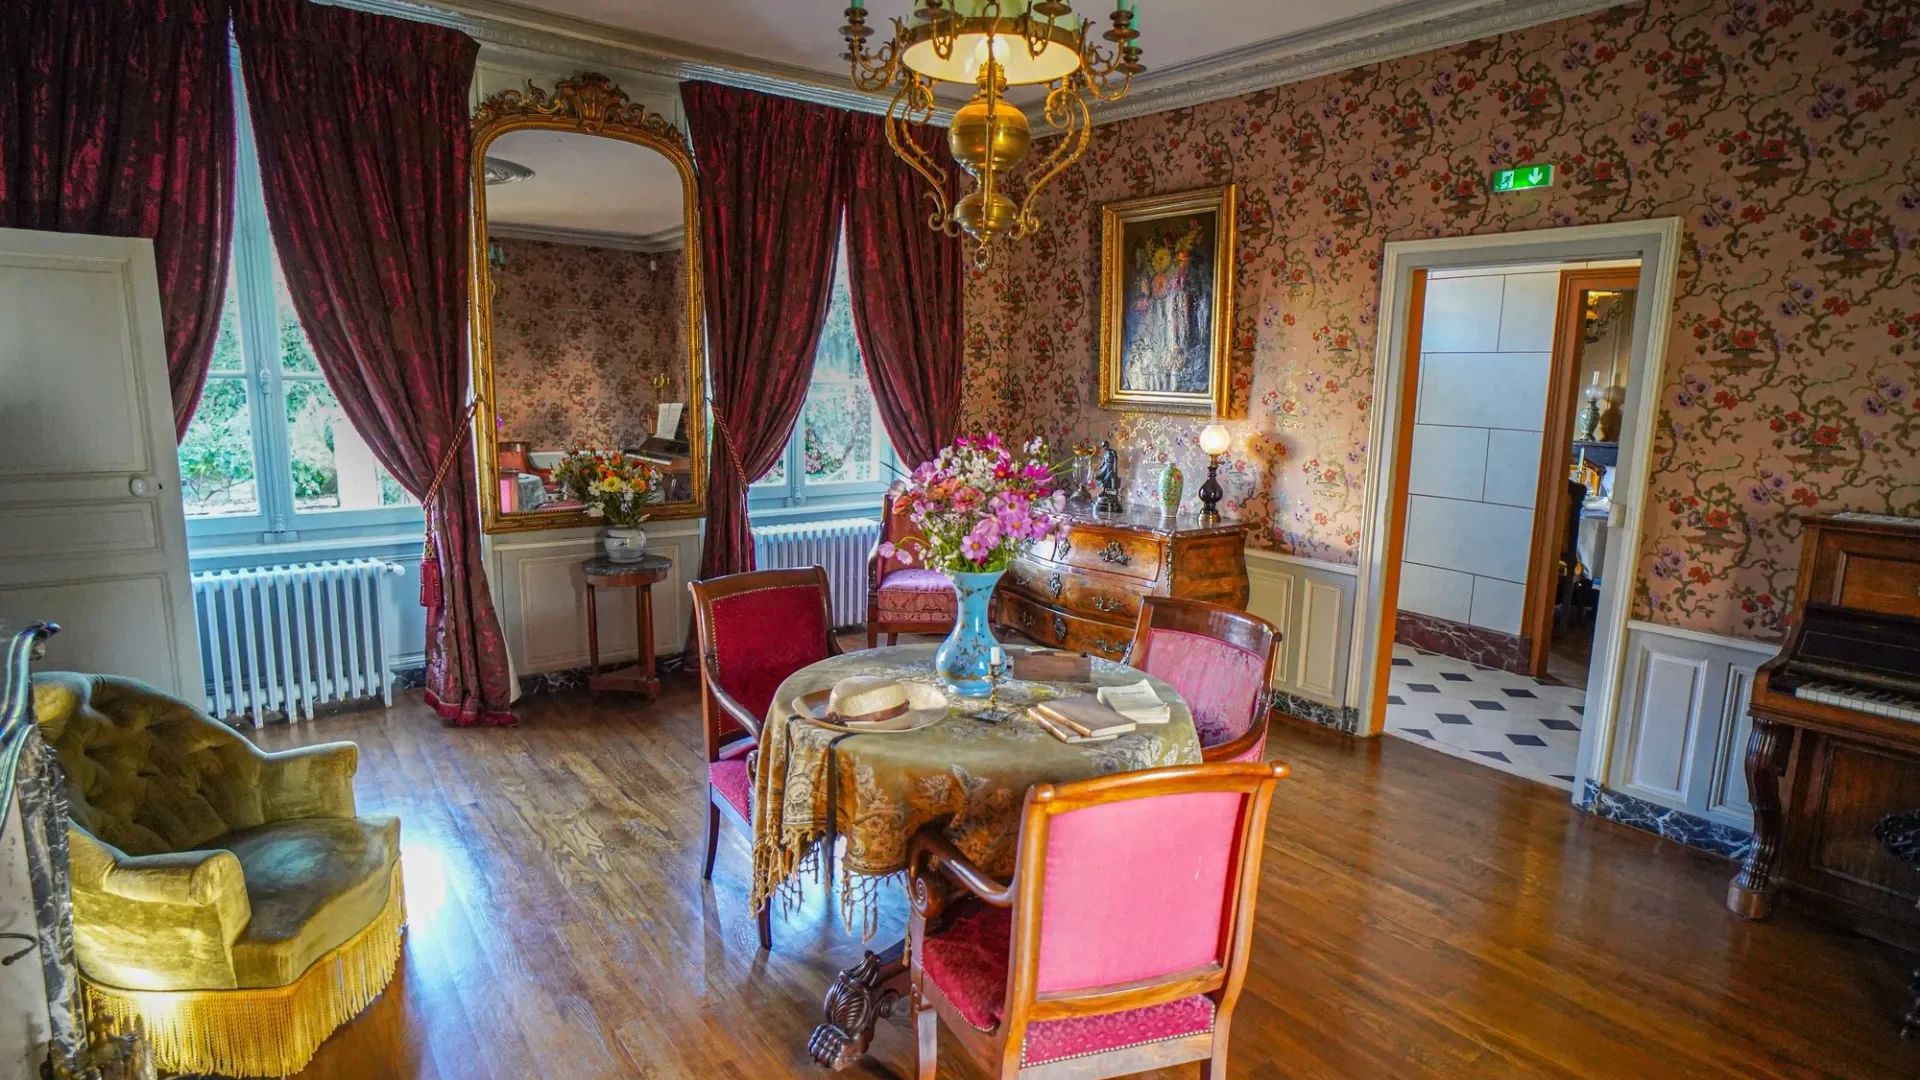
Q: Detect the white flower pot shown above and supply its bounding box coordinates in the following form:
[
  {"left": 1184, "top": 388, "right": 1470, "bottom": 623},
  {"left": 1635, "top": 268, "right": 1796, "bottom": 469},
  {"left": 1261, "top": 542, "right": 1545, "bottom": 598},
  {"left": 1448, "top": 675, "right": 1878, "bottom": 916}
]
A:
[{"left": 603, "top": 527, "right": 648, "bottom": 562}]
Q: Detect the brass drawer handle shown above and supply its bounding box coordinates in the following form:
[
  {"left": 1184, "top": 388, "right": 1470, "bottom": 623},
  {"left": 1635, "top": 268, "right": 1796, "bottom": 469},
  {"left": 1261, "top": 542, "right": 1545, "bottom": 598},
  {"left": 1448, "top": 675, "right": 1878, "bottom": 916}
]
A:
[
  {"left": 1091, "top": 595, "right": 1124, "bottom": 613},
  {"left": 1098, "top": 541, "right": 1131, "bottom": 565},
  {"left": 1052, "top": 614, "right": 1068, "bottom": 642},
  {"left": 1093, "top": 636, "right": 1124, "bottom": 655},
  {"left": 1049, "top": 574, "right": 1064, "bottom": 598},
  {"left": 1017, "top": 608, "right": 1035, "bottom": 629}
]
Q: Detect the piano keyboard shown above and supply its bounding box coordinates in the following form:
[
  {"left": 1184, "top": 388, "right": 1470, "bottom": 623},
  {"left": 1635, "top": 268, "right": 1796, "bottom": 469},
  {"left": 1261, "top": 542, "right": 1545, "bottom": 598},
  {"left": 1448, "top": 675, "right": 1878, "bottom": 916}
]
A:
[{"left": 1793, "top": 680, "right": 1920, "bottom": 724}]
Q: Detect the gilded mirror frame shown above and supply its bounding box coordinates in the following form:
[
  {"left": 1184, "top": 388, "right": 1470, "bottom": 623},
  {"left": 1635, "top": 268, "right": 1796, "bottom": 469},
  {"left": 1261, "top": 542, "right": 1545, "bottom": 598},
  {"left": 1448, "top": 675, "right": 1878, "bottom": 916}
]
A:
[{"left": 469, "top": 73, "right": 708, "bottom": 533}]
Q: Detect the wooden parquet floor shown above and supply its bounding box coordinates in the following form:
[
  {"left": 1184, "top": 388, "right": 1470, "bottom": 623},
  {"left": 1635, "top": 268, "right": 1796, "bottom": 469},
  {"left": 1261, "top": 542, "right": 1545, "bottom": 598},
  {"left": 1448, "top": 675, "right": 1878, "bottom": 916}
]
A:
[{"left": 250, "top": 677, "right": 1920, "bottom": 1080}]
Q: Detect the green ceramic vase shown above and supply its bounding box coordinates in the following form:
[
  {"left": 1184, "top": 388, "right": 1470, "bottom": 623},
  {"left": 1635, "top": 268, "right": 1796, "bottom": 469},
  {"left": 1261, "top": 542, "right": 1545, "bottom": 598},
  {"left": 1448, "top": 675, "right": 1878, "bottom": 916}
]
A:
[{"left": 1157, "top": 463, "right": 1184, "bottom": 512}]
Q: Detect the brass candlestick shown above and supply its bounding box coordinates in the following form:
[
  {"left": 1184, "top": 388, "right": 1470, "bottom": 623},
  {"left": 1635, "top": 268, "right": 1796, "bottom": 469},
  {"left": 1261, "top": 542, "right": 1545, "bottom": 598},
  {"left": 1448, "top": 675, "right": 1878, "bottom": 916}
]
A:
[{"left": 987, "top": 650, "right": 1006, "bottom": 714}]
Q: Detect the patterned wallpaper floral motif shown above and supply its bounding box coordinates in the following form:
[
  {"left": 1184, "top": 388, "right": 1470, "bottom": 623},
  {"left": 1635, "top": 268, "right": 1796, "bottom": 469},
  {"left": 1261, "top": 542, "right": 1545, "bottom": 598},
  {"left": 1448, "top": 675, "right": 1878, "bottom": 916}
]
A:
[
  {"left": 962, "top": 0, "right": 1920, "bottom": 641},
  {"left": 491, "top": 238, "right": 688, "bottom": 451}
]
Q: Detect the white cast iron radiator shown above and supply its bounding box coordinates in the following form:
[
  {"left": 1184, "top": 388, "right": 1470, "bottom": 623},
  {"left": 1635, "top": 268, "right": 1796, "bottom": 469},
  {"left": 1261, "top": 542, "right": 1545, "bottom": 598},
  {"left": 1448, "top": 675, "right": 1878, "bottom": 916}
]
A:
[
  {"left": 191, "top": 558, "right": 405, "bottom": 727},
  {"left": 750, "top": 517, "right": 882, "bottom": 628}
]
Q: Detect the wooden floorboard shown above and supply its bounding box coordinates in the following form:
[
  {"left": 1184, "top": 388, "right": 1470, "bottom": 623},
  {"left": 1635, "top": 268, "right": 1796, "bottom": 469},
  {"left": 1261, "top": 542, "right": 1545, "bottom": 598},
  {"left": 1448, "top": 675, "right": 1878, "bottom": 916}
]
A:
[{"left": 246, "top": 677, "right": 1920, "bottom": 1080}]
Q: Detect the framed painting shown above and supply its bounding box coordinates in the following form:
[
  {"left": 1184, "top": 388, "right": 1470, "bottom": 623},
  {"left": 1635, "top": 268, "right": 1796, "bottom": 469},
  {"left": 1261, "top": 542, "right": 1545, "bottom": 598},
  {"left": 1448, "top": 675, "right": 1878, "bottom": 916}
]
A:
[{"left": 1098, "top": 184, "right": 1237, "bottom": 414}]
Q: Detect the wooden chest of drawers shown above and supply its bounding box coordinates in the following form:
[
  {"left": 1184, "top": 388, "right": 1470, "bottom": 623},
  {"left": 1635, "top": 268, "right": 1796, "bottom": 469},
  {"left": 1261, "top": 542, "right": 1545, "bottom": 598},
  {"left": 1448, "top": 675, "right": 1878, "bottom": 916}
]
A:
[{"left": 993, "top": 506, "right": 1250, "bottom": 661}]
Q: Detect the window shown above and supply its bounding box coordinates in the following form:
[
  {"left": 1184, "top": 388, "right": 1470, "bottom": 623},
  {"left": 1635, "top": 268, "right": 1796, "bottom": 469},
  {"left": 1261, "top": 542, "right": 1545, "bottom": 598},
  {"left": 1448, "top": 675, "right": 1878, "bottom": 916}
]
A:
[
  {"left": 179, "top": 51, "right": 419, "bottom": 550},
  {"left": 748, "top": 235, "right": 898, "bottom": 514}
]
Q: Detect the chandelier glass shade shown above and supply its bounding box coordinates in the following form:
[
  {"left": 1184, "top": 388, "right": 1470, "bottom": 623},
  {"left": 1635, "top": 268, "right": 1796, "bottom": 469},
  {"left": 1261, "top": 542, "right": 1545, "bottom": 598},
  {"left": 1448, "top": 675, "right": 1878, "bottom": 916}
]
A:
[{"left": 841, "top": 0, "right": 1143, "bottom": 266}]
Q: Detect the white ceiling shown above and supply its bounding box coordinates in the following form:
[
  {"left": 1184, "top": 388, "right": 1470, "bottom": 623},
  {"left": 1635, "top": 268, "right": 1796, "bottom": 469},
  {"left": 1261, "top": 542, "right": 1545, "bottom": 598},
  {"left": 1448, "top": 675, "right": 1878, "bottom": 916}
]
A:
[
  {"left": 483, "top": 128, "right": 685, "bottom": 244},
  {"left": 489, "top": 0, "right": 1417, "bottom": 86}
]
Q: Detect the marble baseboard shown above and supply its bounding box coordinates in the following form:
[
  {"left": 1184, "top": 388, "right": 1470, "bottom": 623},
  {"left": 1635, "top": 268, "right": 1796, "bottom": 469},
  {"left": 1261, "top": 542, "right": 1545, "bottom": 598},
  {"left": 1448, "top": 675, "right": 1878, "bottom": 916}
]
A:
[
  {"left": 1580, "top": 780, "right": 1755, "bottom": 862},
  {"left": 1395, "top": 610, "right": 1530, "bottom": 675},
  {"left": 1268, "top": 689, "right": 1360, "bottom": 735},
  {"left": 517, "top": 653, "right": 687, "bottom": 699}
]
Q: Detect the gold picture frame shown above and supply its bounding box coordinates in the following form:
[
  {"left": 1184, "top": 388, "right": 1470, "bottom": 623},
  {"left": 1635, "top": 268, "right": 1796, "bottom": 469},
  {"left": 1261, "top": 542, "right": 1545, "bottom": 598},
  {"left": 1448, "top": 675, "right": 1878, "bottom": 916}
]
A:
[
  {"left": 1098, "top": 184, "right": 1237, "bottom": 415},
  {"left": 469, "top": 74, "right": 709, "bottom": 534}
]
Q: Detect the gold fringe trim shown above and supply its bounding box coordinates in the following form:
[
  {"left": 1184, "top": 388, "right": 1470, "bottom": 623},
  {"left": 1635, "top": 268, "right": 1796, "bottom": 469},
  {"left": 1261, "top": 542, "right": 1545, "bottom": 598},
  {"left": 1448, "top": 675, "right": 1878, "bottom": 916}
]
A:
[{"left": 83, "top": 862, "right": 407, "bottom": 1078}]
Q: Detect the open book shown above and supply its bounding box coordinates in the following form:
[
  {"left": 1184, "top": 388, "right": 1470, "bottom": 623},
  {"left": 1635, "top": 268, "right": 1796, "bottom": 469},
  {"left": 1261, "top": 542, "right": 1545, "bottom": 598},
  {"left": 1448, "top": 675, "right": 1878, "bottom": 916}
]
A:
[{"left": 1096, "top": 679, "right": 1171, "bottom": 725}]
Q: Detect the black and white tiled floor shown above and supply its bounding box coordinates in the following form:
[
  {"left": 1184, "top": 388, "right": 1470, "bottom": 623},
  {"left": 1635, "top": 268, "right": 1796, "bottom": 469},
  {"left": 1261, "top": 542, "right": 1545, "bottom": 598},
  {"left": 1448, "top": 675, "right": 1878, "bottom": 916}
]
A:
[{"left": 1383, "top": 644, "right": 1585, "bottom": 791}]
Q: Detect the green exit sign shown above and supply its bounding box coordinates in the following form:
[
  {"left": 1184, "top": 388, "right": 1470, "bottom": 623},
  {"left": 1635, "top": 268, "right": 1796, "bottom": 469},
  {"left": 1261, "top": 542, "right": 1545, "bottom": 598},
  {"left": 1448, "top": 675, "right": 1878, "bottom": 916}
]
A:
[{"left": 1493, "top": 164, "right": 1554, "bottom": 192}]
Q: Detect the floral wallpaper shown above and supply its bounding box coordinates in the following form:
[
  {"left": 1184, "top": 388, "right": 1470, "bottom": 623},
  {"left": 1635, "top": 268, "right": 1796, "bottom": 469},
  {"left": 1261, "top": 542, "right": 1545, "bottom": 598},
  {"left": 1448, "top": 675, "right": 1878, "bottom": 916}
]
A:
[
  {"left": 491, "top": 238, "right": 688, "bottom": 451},
  {"left": 962, "top": 0, "right": 1920, "bottom": 642}
]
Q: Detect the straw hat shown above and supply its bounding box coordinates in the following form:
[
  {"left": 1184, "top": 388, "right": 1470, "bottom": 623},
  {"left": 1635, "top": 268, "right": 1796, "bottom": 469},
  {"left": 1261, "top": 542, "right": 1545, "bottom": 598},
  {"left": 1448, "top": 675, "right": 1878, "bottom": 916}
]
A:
[{"left": 794, "top": 675, "right": 948, "bottom": 732}]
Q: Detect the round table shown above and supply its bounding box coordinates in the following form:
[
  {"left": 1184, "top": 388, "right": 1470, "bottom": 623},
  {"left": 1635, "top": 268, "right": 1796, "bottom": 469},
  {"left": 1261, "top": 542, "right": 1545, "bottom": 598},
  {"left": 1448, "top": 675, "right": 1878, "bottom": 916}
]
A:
[
  {"left": 581, "top": 554, "right": 671, "bottom": 699},
  {"left": 750, "top": 644, "right": 1203, "bottom": 1068}
]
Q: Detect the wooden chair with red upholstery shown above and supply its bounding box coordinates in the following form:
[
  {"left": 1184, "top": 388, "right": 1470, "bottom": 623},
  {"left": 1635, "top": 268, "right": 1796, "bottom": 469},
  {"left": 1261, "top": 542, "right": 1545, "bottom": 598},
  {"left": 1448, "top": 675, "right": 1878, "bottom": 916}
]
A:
[
  {"left": 866, "top": 488, "right": 958, "bottom": 647},
  {"left": 688, "top": 565, "right": 839, "bottom": 951},
  {"left": 906, "top": 761, "right": 1288, "bottom": 1079},
  {"left": 1126, "top": 597, "right": 1280, "bottom": 764}
]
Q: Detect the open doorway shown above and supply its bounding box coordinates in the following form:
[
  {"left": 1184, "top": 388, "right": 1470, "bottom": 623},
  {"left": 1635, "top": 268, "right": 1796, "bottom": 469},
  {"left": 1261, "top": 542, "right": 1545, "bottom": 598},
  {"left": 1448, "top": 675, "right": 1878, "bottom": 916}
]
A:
[
  {"left": 1523, "top": 269, "right": 1641, "bottom": 691},
  {"left": 1380, "top": 260, "right": 1640, "bottom": 789},
  {"left": 1349, "top": 220, "right": 1683, "bottom": 800}
]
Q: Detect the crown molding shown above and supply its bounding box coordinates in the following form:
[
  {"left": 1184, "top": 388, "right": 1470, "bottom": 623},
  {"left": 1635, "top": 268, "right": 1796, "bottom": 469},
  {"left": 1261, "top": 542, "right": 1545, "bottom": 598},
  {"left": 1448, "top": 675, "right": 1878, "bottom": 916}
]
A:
[
  {"left": 1092, "top": 0, "right": 1629, "bottom": 124},
  {"left": 315, "top": 0, "right": 947, "bottom": 122},
  {"left": 322, "top": 0, "right": 1624, "bottom": 131},
  {"left": 489, "top": 221, "right": 686, "bottom": 253}
]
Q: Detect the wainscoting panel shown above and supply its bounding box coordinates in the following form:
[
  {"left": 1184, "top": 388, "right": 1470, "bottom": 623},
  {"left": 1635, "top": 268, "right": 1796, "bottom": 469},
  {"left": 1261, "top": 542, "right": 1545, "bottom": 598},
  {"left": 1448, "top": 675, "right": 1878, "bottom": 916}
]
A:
[
  {"left": 1297, "top": 579, "right": 1345, "bottom": 700},
  {"left": 1604, "top": 621, "right": 1775, "bottom": 831},
  {"left": 1245, "top": 549, "right": 1357, "bottom": 711},
  {"left": 486, "top": 522, "right": 701, "bottom": 677},
  {"left": 1624, "top": 650, "right": 1706, "bottom": 803}
]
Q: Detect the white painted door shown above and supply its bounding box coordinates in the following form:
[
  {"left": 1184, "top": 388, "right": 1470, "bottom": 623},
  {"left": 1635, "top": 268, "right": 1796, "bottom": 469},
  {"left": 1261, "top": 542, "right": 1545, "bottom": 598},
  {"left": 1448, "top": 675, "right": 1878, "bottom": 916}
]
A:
[{"left": 0, "top": 228, "right": 202, "bottom": 697}]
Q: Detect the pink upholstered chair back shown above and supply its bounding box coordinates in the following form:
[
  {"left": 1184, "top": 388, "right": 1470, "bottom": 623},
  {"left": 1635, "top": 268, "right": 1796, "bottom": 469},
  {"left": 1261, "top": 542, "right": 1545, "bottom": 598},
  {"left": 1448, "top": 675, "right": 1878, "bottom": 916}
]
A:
[
  {"left": 1137, "top": 630, "right": 1264, "bottom": 747},
  {"left": 877, "top": 490, "right": 928, "bottom": 583},
  {"left": 1035, "top": 789, "right": 1244, "bottom": 993},
  {"left": 691, "top": 569, "right": 833, "bottom": 729},
  {"left": 1003, "top": 763, "right": 1284, "bottom": 1026}
]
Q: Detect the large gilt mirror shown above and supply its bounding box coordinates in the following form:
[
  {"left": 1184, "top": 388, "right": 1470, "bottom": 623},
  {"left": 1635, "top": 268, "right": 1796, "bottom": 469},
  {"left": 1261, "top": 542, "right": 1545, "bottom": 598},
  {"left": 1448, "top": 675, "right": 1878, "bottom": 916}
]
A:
[{"left": 471, "top": 74, "right": 706, "bottom": 532}]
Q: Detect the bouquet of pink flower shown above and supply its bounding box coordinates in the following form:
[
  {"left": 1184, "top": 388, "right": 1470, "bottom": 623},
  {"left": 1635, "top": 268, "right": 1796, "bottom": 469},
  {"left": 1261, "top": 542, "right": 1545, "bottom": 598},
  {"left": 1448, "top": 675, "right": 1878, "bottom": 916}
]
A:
[{"left": 880, "top": 433, "right": 1068, "bottom": 573}]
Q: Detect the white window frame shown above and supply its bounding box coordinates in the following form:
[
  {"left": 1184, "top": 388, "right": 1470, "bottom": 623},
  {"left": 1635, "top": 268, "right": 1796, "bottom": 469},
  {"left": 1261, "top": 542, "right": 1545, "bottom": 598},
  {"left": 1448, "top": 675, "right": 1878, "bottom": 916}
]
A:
[{"left": 185, "top": 48, "right": 422, "bottom": 556}]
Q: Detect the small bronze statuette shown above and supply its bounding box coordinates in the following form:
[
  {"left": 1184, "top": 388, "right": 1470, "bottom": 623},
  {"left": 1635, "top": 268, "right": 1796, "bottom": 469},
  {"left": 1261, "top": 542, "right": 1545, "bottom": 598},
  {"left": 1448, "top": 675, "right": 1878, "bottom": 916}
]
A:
[{"left": 1093, "top": 440, "right": 1123, "bottom": 513}]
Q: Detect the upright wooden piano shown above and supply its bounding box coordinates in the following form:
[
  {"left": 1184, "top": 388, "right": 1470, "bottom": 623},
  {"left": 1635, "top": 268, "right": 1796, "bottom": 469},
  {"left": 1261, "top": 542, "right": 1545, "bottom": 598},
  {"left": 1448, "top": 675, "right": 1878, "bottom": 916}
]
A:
[{"left": 1730, "top": 513, "right": 1920, "bottom": 946}]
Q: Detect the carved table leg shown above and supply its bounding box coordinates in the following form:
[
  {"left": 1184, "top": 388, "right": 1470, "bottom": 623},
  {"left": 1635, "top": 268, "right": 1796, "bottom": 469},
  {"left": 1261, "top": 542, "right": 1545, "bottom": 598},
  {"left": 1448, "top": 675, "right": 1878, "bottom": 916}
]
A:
[
  {"left": 808, "top": 941, "right": 908, "bottom": 1070},
  {"left": 1728, "top": 717, "right": 1791, "bottom": 919}
]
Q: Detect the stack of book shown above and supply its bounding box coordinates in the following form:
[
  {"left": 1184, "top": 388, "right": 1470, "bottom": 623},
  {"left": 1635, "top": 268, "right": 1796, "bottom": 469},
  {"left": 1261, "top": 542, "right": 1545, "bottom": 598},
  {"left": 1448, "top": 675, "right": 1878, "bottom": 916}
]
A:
[{"left": 1029, "top": 697, "right": 1135, "bottom": 743}]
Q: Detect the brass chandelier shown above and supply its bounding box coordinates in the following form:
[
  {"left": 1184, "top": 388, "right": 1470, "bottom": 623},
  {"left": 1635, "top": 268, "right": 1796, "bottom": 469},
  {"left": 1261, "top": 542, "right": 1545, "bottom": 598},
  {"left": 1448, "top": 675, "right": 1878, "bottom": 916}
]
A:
[{"left": 841, "top": 0, "right": 1143, "bottom": 266}]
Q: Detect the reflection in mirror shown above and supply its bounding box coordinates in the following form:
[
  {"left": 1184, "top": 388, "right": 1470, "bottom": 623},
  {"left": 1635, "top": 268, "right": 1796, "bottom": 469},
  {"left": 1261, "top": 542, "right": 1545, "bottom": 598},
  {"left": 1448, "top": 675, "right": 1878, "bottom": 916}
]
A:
[
  {"left": 486, "top": 130, "right": 691, "bottom": 516},
  {"left": 470, "top": 75, "right": 705, "bottom": 533}
]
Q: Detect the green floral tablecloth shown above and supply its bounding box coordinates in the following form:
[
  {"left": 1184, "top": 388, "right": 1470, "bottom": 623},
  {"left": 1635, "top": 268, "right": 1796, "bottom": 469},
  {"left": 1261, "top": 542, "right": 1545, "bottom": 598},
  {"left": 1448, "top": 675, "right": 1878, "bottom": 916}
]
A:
[{"left": 750, "top": 644, "right": 1201, "bottom": 934}]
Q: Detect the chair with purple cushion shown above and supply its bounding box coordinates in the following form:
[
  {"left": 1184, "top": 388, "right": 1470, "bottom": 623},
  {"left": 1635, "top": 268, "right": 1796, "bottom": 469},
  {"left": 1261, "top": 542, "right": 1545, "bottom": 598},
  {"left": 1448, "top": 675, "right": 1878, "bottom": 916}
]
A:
[
  {"left": 1127, "top": 597, "right": 1280, "bottom": 764},
  {"left": 907, "top": 761, "right": 1288, "bottom": 1079},
  {"left": 867, "top": 489, "right": 958, "bottom": 647},
  {"left": 688, "top": 565, "right": 838, "bottom": 950}
]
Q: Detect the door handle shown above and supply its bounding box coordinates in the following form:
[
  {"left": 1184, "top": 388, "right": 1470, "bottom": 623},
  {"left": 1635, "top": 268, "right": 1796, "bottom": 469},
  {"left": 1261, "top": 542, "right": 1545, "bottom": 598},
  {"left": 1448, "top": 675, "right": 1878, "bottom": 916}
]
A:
[{"left": 128, "top": 476, "right": 152, "bottom": 497}]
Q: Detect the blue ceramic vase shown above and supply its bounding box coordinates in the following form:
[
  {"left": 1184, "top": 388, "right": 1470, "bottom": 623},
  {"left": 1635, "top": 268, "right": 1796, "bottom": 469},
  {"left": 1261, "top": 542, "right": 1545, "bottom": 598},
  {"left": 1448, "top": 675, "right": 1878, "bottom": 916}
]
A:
[{"left": 934, "top": 569, "right": 1004, "bottom": 697}]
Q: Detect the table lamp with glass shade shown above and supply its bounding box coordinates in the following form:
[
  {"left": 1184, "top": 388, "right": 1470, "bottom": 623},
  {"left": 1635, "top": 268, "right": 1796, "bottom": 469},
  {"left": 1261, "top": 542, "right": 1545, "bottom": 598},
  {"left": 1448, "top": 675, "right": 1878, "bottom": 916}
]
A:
[{"left": 1197, "top": 423, "right": 1231, "bottom": 521}]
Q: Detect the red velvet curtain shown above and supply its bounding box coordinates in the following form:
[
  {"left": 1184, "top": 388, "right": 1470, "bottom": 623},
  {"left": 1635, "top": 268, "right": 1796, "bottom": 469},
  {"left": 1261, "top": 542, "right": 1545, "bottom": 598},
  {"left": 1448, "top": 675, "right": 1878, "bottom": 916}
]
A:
[
  {"left": 0, "top": 0, "right": 235, "bottom": 440},
  {"left": 843, "top": 115, "right": 965, "bottom": 470},
  {"left": 233, "top": 0, "right": 513, "bottom": 726},
  {"left": 683, "top": 82, "right": 853, "bottom": 582}
]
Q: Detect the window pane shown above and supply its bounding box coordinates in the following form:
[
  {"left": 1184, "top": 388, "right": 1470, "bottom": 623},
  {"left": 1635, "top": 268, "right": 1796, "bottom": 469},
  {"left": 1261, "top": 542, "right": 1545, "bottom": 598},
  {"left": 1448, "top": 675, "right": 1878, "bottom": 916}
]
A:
[
  {"left": 275, "top": 265, "right": 321, "bottom": 374},
  {"left": 752, "top": 454, "right": 788, "bottom": 489},
  {"left": 286, "top": 378, "right": 416, "bottom": 512},
  {"left": 209, "top": 263, "right": 244, "bottom": 373},
  {"left": 180, "top": 376, "right": 258, "bottom": 516},
  {"left": 800, "top": 251, "right": 883, "bottom": 486}
]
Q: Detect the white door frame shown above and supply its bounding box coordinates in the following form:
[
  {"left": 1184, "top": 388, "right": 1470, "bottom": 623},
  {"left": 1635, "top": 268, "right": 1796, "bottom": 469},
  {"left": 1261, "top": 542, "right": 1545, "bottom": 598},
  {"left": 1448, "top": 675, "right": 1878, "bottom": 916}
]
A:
[{"left": 1347, "top": 218, "right": 1684, "bottom": 801}]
